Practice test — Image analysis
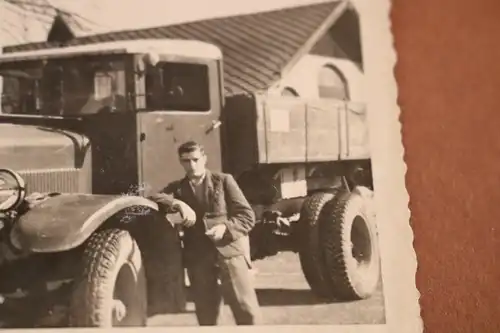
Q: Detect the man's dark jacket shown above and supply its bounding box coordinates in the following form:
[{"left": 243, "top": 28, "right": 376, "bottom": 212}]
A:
[{"left": 150, "top": 170, "right": 255, "bottom": 264}]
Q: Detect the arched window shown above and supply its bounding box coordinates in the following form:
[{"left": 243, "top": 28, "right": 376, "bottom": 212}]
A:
[
  {"left": 318, "top": 64, "right": 349, "bottom": 100},
  {"left": 281, "top": 87, "right": 299, "bottom": 97}
]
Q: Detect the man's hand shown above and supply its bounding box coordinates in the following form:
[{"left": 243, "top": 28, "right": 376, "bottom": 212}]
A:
[
  {"left": 149, "top": 191, "right": 196, "bottom": 227},
  {"left": 171, "top": 200, "right": 196, "bottom": 228},
  {"left": 205, "top": 224, "right": 227, "bottom": 242}
]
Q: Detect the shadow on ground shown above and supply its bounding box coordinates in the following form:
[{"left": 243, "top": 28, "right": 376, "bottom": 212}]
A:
[
  {"left": 185, "top": 287, "right": 345, "bottom": 307},
  {"left": 256, "top": 288, "right": 331, "bottom": 306}
]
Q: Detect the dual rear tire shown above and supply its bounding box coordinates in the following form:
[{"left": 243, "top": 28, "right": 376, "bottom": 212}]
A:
[{"left": 297, "top": 187, "right": 380, "bottom": 301}]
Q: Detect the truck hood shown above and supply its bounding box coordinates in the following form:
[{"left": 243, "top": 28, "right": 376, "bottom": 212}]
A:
[{"left": 0, "top": 124, "right": 90, "bottom": 170}]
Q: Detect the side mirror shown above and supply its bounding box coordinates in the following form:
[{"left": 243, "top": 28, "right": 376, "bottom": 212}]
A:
[
  {"left": 0, "top": 169, "right": 26, "bottom": 213},
  {"left": 135, "top": 52, "right": 160, "bottom": 79},
  {"left": 143, "top": 52, "right": 160, "bottom": 67}
]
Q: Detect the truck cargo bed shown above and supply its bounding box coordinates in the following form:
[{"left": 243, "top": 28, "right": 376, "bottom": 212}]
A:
[{"left": 222, "top": 93, "right": 370, "bottom": 176}]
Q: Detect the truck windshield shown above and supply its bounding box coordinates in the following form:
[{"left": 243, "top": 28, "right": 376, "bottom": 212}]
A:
[{"left": 0, "top": 57, "right": 126, "bottom": 116}]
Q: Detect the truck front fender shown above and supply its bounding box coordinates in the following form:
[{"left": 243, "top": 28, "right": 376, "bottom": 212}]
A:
[{"left": 10, "top": 193, "right": 159, "bottom": 253}]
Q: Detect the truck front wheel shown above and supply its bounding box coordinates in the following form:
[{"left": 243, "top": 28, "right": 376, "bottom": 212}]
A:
[{"left": 69, "top": 229, "right": 147, "bottom": 327}]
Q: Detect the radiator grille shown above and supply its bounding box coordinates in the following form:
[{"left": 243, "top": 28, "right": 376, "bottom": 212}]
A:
[{"left": 18, "top": 168, "right": 88, "bottom": 194}]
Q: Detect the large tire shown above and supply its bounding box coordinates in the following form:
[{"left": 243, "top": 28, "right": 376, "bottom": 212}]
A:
[
  {"left": 296, "top": 191, "right": 339, "bottom": 298},
  {"left": 69, "top": 229, "right": 148, "bottom": 327},
  {"left": 320, "top": 187, "right": 380, "bottom": 301}
]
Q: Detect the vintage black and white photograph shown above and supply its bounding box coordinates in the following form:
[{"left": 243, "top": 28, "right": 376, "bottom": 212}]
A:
[{"left": 0, "top": 0, "right": 419, "bottom": 331}]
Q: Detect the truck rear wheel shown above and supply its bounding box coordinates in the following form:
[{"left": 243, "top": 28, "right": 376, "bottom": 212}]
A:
[
  {"left": 69, "top": 229, "right": 147, "bottom": 327},
  {"left": 296, "top": 191, "right": 338, "bottom": 298},
  {"left": 320, "top": 188, "right": 380, "bottom": 301}
]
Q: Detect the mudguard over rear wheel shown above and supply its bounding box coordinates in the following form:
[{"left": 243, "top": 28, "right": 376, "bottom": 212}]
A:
[{"left": 69, "top": 228, "right": 148, "bottom": 327}]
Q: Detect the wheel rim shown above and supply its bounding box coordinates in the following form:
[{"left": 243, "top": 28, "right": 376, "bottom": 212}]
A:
[
  {"left": 350, "top": 215, "right": 372, "bottom": 268},
  {"left": 112, "top": 262, "right": 143, "bottom": 326}
]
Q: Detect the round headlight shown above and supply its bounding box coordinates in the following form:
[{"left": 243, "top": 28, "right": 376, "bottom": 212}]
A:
[{"left": 0, "top": 169, "right": 26, "bottom": 213}]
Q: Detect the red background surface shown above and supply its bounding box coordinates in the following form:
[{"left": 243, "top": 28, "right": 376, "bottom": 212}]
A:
[{"left": 391, "top": 0, "right": 500, "bottom": 332}]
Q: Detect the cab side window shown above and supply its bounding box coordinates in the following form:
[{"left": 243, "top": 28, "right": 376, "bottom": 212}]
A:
[
  {"left": 1, "top": 66, "right": 43, "bottom": 115},
  {"left": 145, "top": 62, "right": 210, "bottom": 112}
]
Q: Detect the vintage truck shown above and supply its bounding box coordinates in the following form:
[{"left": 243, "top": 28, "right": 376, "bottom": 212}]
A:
[{"left": 0, "top": 38, "right": 380, "bottom": 327}]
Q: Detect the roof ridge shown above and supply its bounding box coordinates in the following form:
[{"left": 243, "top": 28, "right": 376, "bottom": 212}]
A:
[
  {"left": 73, "top": 0, "right": 341, "bottom": 41},
  {"left": 2, "top": 0, "right": 342, "bottom": 51},
  {"left": 171, "top": 0, "right": 340, "bottom": 26}
]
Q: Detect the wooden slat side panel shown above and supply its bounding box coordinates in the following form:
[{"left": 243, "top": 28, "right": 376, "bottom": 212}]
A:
[
  {"left": 341, "top": 102, "right": 371, "bottom": 160},
  {"left": 254, "top": 94, "right": 268, "bottom": 164},
  {"left": 258, "top": 95, "right": 307, "bottom": 163},
  {"left": 305, "top": 99, "right": 342, "bottom": 161},
  {"left": 224, "top": 94, "right": 370, "bottom": 169}
]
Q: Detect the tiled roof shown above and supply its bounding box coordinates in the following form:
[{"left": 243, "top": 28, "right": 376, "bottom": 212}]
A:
[{"left": 3, "top": 1, "right": 346, "bottom": 95}]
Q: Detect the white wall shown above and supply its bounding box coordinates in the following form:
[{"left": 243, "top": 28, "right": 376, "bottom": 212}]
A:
[{"left": 268, "top": 54, "right": 365, "bottom": 103}]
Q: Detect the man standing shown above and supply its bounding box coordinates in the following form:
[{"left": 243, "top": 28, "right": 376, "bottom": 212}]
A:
[{"left": 149, "top": 141, "right": 262, "bottom": 326}]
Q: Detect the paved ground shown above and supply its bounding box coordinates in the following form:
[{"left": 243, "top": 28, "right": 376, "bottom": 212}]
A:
[{"left": 148, "top": 251, "right": 386, "bottom": 326}]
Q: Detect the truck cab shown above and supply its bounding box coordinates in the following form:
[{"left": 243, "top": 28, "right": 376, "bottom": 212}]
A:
[
  {"left": 0, "top": 39, "right": 225, "bottom": 196},
  {"left": 0, "top": 39, "right": 227, "bottom": 327}
]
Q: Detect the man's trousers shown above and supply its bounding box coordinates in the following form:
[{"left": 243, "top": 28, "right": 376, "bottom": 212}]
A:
[{"left": 186, "top": 253, "right": 262, "bottom": 325}]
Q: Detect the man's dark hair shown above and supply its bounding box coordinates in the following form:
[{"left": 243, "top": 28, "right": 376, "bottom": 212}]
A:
[{"left": 177, "top": 141, "right": 205, "bottom": 156}]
